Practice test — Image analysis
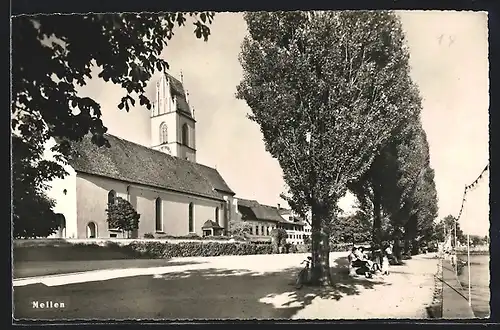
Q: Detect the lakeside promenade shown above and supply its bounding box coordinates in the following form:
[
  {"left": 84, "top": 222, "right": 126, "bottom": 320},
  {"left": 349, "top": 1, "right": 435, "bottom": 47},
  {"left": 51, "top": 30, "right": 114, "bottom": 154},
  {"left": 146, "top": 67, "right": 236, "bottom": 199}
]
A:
[
  {"left": 14, "top": 253, "right": 439, "bottom": 320},
  {"left": 441, "top": 259, "right": 475, "bottom": 319}
]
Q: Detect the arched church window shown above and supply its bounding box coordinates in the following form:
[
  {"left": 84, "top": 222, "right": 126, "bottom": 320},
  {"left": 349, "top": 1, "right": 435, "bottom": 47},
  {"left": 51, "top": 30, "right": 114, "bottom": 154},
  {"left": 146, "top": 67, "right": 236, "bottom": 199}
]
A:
[
  {"left": 108, "top": 190, "right": 116, "bottom": 205},
  {"left": 56, "top": 213, "right": 66, "bottom": 238},
  {"left": 160, "top": 122, "right": 168, "bottom": 144},
  {"left": 87, "top": 222, "right": 97, "bottom": 238},
  {"left": 188, "top": 202, "right": 194, "bottom": 232},
  {"left": 215, "top": 207, "right": 219, "bottom": 224},
  {"left": 182, "top": 124, "right": 189, "bottom": 146},
  {"left": 155, "top": 197, "right": 162, "bottom": 232}
]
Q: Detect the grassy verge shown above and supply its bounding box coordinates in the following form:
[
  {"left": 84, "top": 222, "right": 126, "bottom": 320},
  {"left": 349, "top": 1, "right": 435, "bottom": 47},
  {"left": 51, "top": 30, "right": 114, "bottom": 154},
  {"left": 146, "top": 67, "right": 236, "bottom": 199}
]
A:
[{"left": 13, "top": 259, "right": 204, "bottom": 279}]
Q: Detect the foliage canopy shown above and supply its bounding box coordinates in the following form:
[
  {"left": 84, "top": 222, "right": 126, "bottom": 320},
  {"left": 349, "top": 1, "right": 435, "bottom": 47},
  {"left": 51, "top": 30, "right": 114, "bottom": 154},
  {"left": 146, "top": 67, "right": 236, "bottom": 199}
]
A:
[{"left": 237, "top": 10, "right": 421, "bottom": 285}]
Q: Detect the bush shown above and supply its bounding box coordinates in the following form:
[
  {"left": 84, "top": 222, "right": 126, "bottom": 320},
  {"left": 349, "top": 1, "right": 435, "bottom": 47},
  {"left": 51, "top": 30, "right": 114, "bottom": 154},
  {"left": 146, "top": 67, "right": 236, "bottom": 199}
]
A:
[
  {"left": 296, "top": 244, "right": 310, "bottom": 253},
  {"left": 127, "top": 241, "right": 273, "bottom": 259},
  {"left": 228, "top": 220, "right": 252, "bottom": 238},
  {"left": 330, "top": 243, "right": 353, "bottom": 252},
  {"left": 271, "top": 228, "right": 287, "bottom": 251},
  {"left": 106, "top": 197, "right": 140, "bottom": 237},
  {"left": 144, "top": 233, "right": 233, "bottom": 241},
  {"left": 230, "top": 235, "right": 248, "bottom": 242},
  {"left": 13, "top": 242, "right": 145, "bottom": 262}
]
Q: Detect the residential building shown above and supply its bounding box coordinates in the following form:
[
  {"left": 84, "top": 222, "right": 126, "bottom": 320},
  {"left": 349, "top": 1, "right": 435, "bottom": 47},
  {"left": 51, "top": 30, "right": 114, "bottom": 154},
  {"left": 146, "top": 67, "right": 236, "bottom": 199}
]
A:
[
  {"left": 277, "top": 205, "right": 307, "bottom": 245},
  {"left": 233, "top": 198, "right": 282, "bottom": 243}
]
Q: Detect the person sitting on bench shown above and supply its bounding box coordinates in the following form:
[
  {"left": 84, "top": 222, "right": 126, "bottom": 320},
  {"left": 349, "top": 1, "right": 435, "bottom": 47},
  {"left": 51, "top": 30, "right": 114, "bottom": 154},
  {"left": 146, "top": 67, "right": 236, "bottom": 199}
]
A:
[
  {"left": 359, "top": 247, "right": 381, "bottom": 273},
  {"left": 348, "top": 247, "right": 373, "bottom": 278}
]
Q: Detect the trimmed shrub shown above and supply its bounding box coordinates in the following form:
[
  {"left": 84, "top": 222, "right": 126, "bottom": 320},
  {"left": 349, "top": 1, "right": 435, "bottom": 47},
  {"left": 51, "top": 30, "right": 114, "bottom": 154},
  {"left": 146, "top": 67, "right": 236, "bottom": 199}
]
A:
[
  {"left": 230, "top": 235, "right": 248, "bottom": 242},
  {"left": 296, "top": 244, "right": 310, "bottom": 253},
  {"left": 149, "top": 233, "right": 232, "bottom": 241},
  {"left": 330, "top": 243, "right": 353, "bottom": 252},
  {"left": 13, "top": 242, "right": 145, "bottom": 262},
  {"left": 127, "top": 241, "right": 273, "bottom": 259},
  {"left": 13, "top": 238, "right": 72, "bottom": 248}
]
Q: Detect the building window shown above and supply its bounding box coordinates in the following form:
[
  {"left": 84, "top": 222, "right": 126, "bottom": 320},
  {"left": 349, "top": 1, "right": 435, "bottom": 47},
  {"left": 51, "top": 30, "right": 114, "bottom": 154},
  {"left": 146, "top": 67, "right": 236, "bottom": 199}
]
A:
[
  {"left": 155, "top": 197, "right": 162, "bottom": 232},
  {"left": 261, "top": 225, "right": 265, "bottom": 236},
  {"left": 126, "top": 186, "right": 131, "bottom": 202},
  {"left": 56, "top": 214, "right": 66, "bottom": 238},
  {"left": 86, "top": 222, "right": 97, "bottom": 238},
  {"left": 108, "top": 190, "right": 116, "bottom": 205},
  {"left": 182, "top": 124, "right": 189, "bottom": 146},
  {"left": 215, "top": 207, "right": 219, "bottom": 224},
  {"left": 251, "top": 226, "right": 255, "bottom": 235},
  {"left": 189, "top": 202, "right": 194, "bottom": 233},
  {"left": 160, "top": 122, "right": 168, "bottom": 144},
  {"left": 256, "top": 226, "right": 259, "bottom": 236}
]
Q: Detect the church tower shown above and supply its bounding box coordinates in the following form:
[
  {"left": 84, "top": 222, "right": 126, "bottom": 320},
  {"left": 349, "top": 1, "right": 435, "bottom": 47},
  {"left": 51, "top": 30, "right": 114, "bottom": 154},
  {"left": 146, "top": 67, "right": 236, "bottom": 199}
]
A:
[{"left": 150, "top": 72, "right": 197, "bottom": 162}]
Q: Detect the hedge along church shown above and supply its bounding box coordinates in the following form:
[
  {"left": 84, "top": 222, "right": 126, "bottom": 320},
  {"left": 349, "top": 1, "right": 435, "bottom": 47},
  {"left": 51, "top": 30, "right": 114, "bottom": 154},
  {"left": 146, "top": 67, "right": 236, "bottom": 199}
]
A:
[{"left": 50, "top": 73, "right": 237, "bottom": 239}]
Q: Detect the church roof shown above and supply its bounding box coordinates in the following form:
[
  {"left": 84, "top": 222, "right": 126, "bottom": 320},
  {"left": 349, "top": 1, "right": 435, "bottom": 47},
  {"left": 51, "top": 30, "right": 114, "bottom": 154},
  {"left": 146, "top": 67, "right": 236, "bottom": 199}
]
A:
[
  {"left": 166, "top": 74, "right": 192, "bottom": 119},
  {"left": 237, "top": 198, "right": 284, "bottom": 223},
  {"left": 236, "top": 198, "right": 306, "bottom": 225},
  {"left": 202, "top": 220, "right": 223, "bottom": 229},
  {"left": 68, "top": 134, "right": 235, "bottom": 201}
]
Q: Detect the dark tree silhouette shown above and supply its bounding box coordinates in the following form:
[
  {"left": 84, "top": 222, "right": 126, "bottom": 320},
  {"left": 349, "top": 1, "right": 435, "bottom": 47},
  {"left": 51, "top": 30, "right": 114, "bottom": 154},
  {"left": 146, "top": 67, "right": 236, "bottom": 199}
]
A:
[{"left": 12, "top": 13, "right": 214, "bottom": 235}]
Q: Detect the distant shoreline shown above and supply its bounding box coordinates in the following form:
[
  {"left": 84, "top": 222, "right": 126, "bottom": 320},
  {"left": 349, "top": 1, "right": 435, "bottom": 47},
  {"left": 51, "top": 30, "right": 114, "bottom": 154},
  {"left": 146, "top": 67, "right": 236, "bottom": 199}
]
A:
[{"left": 456, "top": 250, "right": 489, "bottom": 256}]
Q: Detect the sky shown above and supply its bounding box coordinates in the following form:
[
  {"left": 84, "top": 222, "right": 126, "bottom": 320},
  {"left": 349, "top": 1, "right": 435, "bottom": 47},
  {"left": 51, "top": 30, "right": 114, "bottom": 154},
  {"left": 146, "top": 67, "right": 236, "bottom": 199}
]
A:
[{"left": 69, "top": 11, "right": 489, "bottom": 236}]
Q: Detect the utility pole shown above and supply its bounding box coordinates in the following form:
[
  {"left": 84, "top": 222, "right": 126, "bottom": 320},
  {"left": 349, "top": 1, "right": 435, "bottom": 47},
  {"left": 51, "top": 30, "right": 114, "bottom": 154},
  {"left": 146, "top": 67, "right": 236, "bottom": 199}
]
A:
[{"left": 467, "top": 233, "right": 472, "bottom": 306}]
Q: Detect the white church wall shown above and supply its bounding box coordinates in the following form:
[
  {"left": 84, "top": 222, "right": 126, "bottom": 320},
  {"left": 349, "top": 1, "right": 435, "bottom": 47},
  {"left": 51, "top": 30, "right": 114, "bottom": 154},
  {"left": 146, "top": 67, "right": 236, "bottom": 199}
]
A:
[
  {"left": 47, "top": 165, "right": 77, "bottom": 238},
  {"left": 75, "top": 172, "right": 226, "bottom": 238},
  {"left": 75, "top": 173, "right": 129, "bottom": 238},
  {"left": 42, "top": 137, "right": 77, "bottom": 239},
  {"left": 136, "top": 187, "right": 224, "bottom": 237}
]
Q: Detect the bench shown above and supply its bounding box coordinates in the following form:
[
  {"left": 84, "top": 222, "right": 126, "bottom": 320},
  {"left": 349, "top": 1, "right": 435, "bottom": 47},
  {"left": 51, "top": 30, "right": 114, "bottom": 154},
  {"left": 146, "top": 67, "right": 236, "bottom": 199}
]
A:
[{"left": 347, "top": 254, "right": 367, "bottom": 276}]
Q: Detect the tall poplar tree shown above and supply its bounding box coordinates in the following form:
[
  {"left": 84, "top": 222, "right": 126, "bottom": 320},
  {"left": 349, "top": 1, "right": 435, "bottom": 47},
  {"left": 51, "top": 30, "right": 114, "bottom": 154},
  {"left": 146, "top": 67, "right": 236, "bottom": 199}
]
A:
[{"left": 237, "top": 11, "right": 419, "bottom": 286}]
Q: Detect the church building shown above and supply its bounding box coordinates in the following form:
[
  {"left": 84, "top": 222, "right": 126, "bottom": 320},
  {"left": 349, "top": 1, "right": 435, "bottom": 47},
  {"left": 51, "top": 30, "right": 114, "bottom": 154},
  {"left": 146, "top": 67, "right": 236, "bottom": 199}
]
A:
[{"left": 50, "top": 73, "right": 237, "bottom": 239}]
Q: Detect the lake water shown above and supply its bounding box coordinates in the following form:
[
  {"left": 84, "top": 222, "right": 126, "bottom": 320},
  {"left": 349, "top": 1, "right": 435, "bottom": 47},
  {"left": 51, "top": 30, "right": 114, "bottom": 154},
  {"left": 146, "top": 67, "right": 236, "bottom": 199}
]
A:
[{"left": 457, "top": 254, "right": 490, "bottom": 318}]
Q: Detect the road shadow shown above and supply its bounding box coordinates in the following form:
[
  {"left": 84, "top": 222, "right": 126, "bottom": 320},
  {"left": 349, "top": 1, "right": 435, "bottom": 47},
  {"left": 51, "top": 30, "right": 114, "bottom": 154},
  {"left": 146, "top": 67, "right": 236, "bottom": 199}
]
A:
[
  {"left": 258, "top": 257, "right": 390, "bottom": 319},
  {"left": 13, "top": 244, "right": 153, "bottom": 263},
  {"left": 13, "top": 259, "right": 207, "bottom": 279},
  {"left": 14, "top": 256, "right": 390, "bottom": 320}
]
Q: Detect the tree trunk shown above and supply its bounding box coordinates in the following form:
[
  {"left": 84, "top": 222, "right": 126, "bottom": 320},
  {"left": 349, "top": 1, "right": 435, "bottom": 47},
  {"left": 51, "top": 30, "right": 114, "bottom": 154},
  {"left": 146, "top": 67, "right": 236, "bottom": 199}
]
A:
[
  {"left": 310, "top": 202, "right": 333, "bottom": 287},
  {"left": 411, "top": 239, "right": 419, "bottom": 255},
  {"left": 393, "top": 237, "right": 402, "bottom": 262},
  {"left": 371, "top": 190, "right": 382, "bottom": 247},
  {"left": 403, "top": 238, "right": 410, "bottom": 256}
]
